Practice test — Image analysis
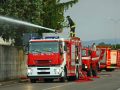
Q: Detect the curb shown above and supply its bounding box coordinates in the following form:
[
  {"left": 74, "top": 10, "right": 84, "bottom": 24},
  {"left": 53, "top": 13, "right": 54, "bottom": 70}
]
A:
[
  {"left": 0, "top": 80, "right": 17, "bottom": 86},
  {"left": 18, "top": 78, "right": 29, "bottom": 83},
  {"left": 18, "top": 76, "right": 29, "bottom": 83},
  {"left": 0, "top": 78, "right": 29, "bottom": 86}
]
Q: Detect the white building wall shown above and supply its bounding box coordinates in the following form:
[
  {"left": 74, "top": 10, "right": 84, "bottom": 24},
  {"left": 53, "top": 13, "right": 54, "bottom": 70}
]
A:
[{"left": 0, "top": 37, "right": 12, "bottom": 45}]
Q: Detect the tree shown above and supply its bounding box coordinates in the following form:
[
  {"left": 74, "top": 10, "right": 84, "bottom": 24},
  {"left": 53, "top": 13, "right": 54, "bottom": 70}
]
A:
[
  {"left": 0, "top": 0, "right": 43, "bottom": 46},
  {"left": 111, "top": 44, "right": 120, "bottom": 50},
  {"left": 41, "top": 0, "right": 79, "bottom": 32},
  {"left": 98, "top": 42, "right": 120, "bottom": 50},
  {"left": 0, "top": 0, "right": 79, "bottom": 46},
  {"left": 98, "top": 42, "right": 106, "bottom": 46}
]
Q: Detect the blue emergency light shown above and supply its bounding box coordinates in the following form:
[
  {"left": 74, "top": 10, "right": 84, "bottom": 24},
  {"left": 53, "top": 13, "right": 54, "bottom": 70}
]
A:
[
  {"left": 31, "top": 36, "right": 42, "bottom": 39},
  {"left": 45, "top": 36, "right": 59, "bottom": 39}
]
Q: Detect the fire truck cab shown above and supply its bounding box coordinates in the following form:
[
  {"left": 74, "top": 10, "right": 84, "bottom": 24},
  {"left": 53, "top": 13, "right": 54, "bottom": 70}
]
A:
[{"left": 27, "top": 35, "right": 82, "bottom": 83}]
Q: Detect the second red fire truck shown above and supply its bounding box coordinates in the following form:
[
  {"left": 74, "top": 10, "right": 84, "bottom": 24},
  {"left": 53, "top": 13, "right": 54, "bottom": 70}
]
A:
[{"left": 82, "top": 48, "right": 99, "bottom": 77}]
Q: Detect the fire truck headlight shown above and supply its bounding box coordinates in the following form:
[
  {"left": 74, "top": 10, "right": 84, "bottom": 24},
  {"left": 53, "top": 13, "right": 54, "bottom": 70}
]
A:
[
  {"left": 27, "top": 68, "right": 32, "bottom": 74},
  {"left": 54, "top": 69, "right": 60, "bottom": 74},
  {"left": 85, "top": 65, "right": 88, "bottom": 69}
]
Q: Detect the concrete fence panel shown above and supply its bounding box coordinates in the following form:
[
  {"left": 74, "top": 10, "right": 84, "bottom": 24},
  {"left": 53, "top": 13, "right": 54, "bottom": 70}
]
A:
[{"left": 0, "top": 45, "right": 27, "bottom": 81}]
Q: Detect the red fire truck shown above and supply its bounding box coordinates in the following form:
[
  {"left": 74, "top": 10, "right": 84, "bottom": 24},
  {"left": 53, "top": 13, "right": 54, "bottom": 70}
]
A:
[
  {"left": 96, "top": 46, "right": 115, "bottom": 71},
  {"left": 117, "top": 49, "right": 120, "bottom": 68},
  {"left": 27, "top": 35, "right": 82, "bottom": 83},
  {"left": 82, "top": 48, "right": 99, "bottom": 77}
]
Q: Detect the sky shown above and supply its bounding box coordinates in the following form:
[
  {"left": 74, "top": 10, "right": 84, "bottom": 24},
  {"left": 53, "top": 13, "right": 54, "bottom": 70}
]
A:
[{"left": 62, "top": 0, "right": 120, "bottom": 41}]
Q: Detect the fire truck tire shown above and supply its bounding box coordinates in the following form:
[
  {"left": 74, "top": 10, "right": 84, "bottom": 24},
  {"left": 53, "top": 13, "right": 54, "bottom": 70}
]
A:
[
  {"left": 75, "top": 67, "right": 79, "bottom": 80},
  {"left": 67, "top": 76, "right": 75, "bottom": 81},
  {"left": 30, "top": 79, "right": 37, "bottom": 83},
  {"left": 97, "top": 64, "right": 100, "bottom": 71},
  {"left": 87, "top": 69, "right": 92, "bottom": 77},
  {"left": 44, "top": 79, "right": 54, "bottom": 82},
  {"left": 106, "top": 68, "right": 115, "bottom": 72},
  {"left": 82, "top": 64, "right": 86, "bottom": 71},
  {"left": 92, "top": 69, "right": 97, "bottom": 76},
  {"left": 87, "top": 65, "right": 92, "bottom": 77},
  {"left": 60, "top": 68, "right": 67, "bottom": 82},
  {"left": 67, "top": 77, "right": 72, "bottom": 81}
]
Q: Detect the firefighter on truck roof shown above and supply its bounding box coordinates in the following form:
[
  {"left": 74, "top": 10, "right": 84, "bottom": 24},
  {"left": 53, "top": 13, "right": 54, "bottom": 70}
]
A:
[{"left": 66, "top": 16, "right": 76, "bottom": 37}]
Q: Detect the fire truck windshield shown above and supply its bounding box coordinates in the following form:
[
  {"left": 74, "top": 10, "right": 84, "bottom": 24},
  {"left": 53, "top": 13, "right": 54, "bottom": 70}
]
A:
[
  {"left": 29, "top": 42, "right": 59, "bottom": 53},
  {"left": 82, "top": 49, "right": 91, "bottom": 56},
  {"left": 82, "top": 50, "right": 87, "bottom": 56}
]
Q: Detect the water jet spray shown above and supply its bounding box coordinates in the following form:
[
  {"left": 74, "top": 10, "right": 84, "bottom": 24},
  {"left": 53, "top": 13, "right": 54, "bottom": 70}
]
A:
[{"left": 0, "top": 16, "right": 55, "bottom": 32}]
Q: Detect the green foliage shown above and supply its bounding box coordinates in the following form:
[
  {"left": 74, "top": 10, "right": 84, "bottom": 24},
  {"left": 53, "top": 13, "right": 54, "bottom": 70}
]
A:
[
  {"left": 58, "top": 0, "right": 79, "bottom": 10},
  {"left": 0, "top": 0, "right": 43, "bottom": 46},
  {"left": 98, "top": 42, "right": 106, "bottom": 46},
  {"left": 0, "top": 0, "right": 79, "bottom": 46},
  {"left": 42, "top": 0, "right": 79, "bottom": 29},
  {"left": 98, "top": 42, "right": 120, "bottom": 50},
  {"left": 112, "top": 44, "right": 120, "bottom": 50}
]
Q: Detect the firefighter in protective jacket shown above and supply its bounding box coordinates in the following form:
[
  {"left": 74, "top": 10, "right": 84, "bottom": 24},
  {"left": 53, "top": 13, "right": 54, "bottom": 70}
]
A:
[{"left": 66, "top": 16, "right": 76, "bottom": 37}]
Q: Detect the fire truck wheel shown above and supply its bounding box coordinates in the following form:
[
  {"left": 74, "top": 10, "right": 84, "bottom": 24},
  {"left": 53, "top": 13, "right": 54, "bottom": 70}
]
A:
[
  {"left": 106, "top": 68, "right": 115, "bottom": 72},
  {"left": 60, "top": 68, "right": 67, "bottom": 82},
  {"left": 67, "top": 76, "right": 75, "bottom": 81},
  {"left": 92, "top": 69, "right": 97, "bottom": 76},
  {"left": 82, "top": 64, "right": 86, "bottom": 71},
  {"left": 75, "top": 67, "right": 79, "bottom": 80},
  {"left": 30, "top": 79, "right": 37, "bottom": 83},
  {"left": 44, "top": 79, "right": 54, "bottom": 82},
  {"left": 96, "top": 63, "right": 101, "bottom": 71},
  {"left": 87, "top": 69, "right": 92, "bottom": 77}
]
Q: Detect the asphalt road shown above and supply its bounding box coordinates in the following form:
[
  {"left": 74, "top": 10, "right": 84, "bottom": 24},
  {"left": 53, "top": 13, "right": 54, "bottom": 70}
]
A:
[{"left": 0, "top": 70, "right": 120, "bottom": 90}]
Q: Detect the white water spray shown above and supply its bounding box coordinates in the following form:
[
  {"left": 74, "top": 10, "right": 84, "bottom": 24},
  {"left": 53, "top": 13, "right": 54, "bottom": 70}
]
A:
[{"left": 0, "top": 16, "right": 55, "bottom": 32}]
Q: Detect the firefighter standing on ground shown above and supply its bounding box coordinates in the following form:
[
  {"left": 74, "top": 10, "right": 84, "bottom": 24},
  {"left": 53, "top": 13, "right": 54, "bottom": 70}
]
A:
[
  {"left": 91, "top": 43, "right": 97, "bottom": 57},
  {"left": 66, "top": 16, "right": 76, "bottom": 37}
]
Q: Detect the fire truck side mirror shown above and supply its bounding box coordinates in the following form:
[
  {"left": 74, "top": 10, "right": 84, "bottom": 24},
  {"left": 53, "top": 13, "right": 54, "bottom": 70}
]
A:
[
  {"left": 24, "top": 44, "right": 29, "bottom": 55},
  {"left": 88, "top": 50, "right": 91, "bottom": 56},
  {"left": 59, "top": 45, "right": 63, "bottom": 55},
  {"left": 64, "top": 45, "right": 67, "bottom": 51},
  {"left": 60, "top": 51, "right": 63, "bottom": 55}
]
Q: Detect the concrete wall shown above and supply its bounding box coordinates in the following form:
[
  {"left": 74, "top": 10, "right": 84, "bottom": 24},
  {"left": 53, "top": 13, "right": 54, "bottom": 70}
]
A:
[{"left": 0, "top": 45, "right": 27, "bottom": 81}]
